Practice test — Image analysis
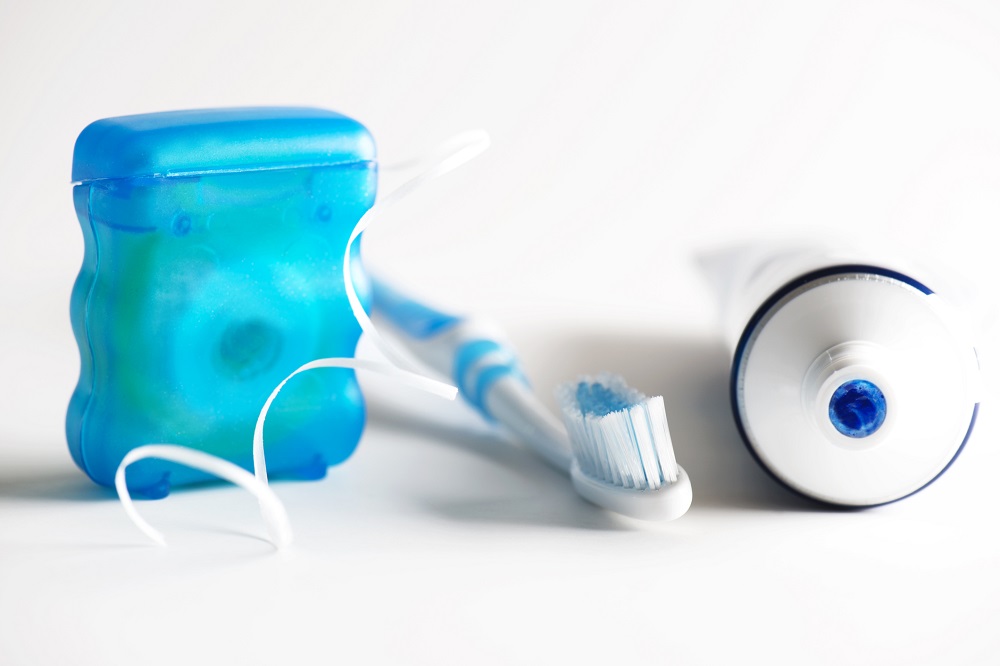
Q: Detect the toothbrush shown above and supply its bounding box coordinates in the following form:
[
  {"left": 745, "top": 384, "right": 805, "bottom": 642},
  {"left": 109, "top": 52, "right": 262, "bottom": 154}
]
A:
[{"left": 370, "top": 278, "right": 693, "bottom": 521}]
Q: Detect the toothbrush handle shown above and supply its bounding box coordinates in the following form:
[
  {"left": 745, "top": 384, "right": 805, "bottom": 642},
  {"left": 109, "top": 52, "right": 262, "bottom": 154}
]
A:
[
  {"left": 483, "top": 375, "right": 573, "bottom": 471},
  {"left": 369, "top": 277, "right": 515, "bottom": 400},
  {"left": 370, "top": 278, "right": 573, "bottom": 471}
]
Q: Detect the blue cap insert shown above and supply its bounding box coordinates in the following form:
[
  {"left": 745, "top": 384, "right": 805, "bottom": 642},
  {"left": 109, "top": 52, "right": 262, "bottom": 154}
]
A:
[{"left": 829, "top": 379, "right": 887, "bottom": 438}]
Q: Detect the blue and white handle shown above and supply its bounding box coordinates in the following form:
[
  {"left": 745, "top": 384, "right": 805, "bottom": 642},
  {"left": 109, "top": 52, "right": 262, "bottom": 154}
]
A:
[{"left": 370, "top": 278, "right": 573, "bottom": 471}]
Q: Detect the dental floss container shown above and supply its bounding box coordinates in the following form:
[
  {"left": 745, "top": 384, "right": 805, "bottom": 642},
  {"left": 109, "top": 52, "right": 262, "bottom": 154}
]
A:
[
  {"left": 705, "top": 243, "right": 981, "bottom": 507},
  {"left": 68, "top": 108, "right": 376, "bottom": 497}
]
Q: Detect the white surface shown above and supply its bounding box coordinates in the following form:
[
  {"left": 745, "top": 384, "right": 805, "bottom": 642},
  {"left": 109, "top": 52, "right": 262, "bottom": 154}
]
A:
[{"left": 2, "top": 1, "right": 1000, "bottom": 664}]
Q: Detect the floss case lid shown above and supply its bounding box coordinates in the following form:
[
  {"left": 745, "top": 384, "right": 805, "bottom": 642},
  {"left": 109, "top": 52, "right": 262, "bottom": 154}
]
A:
[{"left": 72, "top": 106, "right": 376, "bottom": 183}]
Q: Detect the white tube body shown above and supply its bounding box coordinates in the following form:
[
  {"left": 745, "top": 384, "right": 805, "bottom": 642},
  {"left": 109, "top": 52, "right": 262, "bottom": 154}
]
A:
[{"left": 702, "top": 242, "right": 981, "bottom": 507}]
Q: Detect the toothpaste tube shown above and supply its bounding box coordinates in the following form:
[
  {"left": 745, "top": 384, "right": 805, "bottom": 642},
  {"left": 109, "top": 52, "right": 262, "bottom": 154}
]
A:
[{"left": 701, "top": 242, "right": 981, "bottom": 506}]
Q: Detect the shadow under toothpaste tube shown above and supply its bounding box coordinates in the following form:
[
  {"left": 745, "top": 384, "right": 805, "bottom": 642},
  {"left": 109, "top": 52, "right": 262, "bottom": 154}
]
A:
[{"left": 701, "top": 243, "right": 982, "bottom": 508}]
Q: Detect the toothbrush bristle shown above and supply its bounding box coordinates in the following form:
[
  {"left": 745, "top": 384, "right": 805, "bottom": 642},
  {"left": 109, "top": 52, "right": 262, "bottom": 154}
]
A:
[{"left": 555, "top": 373, "right": 679, "bottom": 490}]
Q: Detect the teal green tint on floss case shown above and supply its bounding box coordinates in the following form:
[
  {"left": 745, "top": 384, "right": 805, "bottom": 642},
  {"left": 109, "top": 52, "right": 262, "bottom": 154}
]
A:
[{"left": 68, "top": 108, "right": 376, "bottom": 497}]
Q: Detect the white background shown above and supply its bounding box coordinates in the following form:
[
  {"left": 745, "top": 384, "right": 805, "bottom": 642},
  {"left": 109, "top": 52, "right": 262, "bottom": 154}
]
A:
[{"left": 2, "top": 1, "right": 999, "bottom": 664}]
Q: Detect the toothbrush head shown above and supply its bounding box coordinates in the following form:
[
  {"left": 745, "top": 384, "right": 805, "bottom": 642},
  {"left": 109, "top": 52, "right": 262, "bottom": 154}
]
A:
[{"left": 555, "top": 373, "right": 692, "bottom": 521}]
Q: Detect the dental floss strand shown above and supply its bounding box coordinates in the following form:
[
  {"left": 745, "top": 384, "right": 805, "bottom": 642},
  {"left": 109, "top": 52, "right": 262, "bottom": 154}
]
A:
[
  {"left": 342, "top": 130, "right": 490, "bottom": 382},
  {"left": 115, "top": 445, "right": 292, "bottom": 548},
  {"left": 115, "top": 132, "right": 489, "bottom": 548}
]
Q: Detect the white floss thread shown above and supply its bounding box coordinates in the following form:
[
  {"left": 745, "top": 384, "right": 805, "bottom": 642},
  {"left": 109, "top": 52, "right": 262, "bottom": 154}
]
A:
[
  {"left": 115, "top": 130, "right": 490, "bottom": 549},
  {"left": 343, "top": 129, "right": 490, "bottom": 377}
]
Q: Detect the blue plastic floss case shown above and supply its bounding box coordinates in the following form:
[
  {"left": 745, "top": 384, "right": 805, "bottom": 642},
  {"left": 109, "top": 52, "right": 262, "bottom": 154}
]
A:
[{"left": 68, "top": 107, "right": 377, "bottom": 498}]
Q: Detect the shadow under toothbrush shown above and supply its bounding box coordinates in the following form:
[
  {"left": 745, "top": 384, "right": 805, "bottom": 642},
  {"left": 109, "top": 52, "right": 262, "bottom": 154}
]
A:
[
  {"left": 366, "top": 400, "right": 640, "bottom": 531},
  {"left": 518, "top": 330, "right": 827, "bottom": 513}
]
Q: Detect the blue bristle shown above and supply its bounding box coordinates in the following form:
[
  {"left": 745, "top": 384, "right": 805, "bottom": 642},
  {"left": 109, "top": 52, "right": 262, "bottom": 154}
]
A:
[
  {"left": 575, "top": 381, "right": 633, "bottom": 417},
  {"left": 556, "top": 373, "right": 678, "bottom": 490}
]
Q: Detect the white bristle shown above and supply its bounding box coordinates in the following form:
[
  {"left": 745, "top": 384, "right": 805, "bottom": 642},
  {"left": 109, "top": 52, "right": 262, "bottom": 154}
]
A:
[{"left": 555, "top": 374, "right": 679, "bottom": 491}]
